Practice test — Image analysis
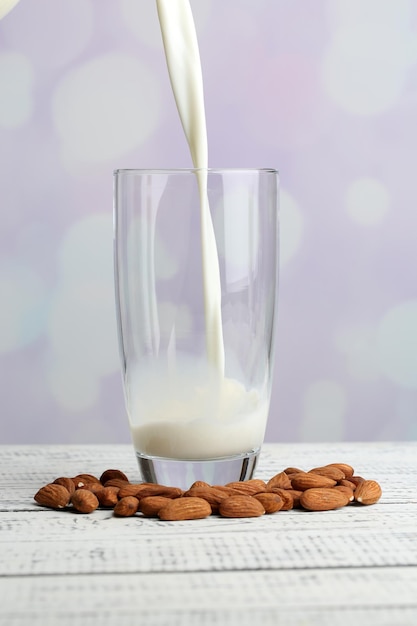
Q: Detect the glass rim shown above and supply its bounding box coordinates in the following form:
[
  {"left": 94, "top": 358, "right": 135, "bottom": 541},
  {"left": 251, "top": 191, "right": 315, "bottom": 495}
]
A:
[{"left": 114, "top": 167, "right": 278, "bottom": 176}]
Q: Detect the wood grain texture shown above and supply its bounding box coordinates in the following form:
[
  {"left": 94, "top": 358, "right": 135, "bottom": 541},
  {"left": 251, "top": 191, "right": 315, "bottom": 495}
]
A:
[{"left": 1, "top": 442, "right": 417, "bottom": 625}]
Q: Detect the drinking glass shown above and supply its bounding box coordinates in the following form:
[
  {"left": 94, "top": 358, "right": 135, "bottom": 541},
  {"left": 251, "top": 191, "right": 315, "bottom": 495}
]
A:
[{"left": 114, "top": 168, "right": 279, "bottom": 488}]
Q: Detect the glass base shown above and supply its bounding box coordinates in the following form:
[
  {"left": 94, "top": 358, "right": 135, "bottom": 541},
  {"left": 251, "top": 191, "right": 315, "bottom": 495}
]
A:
[{"left": 135, "top": 449, "right": 260, "bottom": 490}]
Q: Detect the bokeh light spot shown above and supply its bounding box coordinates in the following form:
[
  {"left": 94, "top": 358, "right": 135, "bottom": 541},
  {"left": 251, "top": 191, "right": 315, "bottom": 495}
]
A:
[
  {"left": 377, "top": 300, "right": 417, "bottom": 388},
  {"left": 52, "top": 52, "right": 161, "bottom": 164},
  {"left": 0, "top": 52, "right": 34, "bottom": 128},
  {"left": 300, "top": 380, "right": 347, "bottom": 441},
  {"left": 346, "top": 177, "right": 390, "bottom": 225}
]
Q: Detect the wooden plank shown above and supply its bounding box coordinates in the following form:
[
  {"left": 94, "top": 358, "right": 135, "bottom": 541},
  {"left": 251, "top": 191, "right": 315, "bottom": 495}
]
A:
[{"left": 0, "top": 568, "right": 417, "bottom": 626}]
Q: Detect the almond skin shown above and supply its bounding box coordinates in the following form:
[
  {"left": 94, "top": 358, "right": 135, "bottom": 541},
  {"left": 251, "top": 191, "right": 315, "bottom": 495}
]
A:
[
  {"left": 71, "top": 489, "right": 99, "bottom": 513},
  {"left": 266, "top": 471, "right": 292, "bottom": 490},
  {"left": 72, "top": 474, "right": 101, "bottom": 489},
  {"left": 290, "top": 472, "right": 337, "bottom": 491},
  {"left": 300, "top": 488, "right": 350, "bottom": 511},
  {"left": 97, "top": 486, "right": 120, "bottom": 508},
  {"left": 253, "top": 493, "right": 283, "bottom": 513},
  {"left": 114, "top": 496, "right": 140, "bottom": 517},
  {"left": 334, "top": 485, "right": 354, "bottom": 502},
  {"left": 34, "top": 484, "right": 70, "bottom": 509},
  {"left": 53, "top": 477, "right": 75, "bottom": 496},
  {"left": 286, "top": 489, "right": 303, "bottom": 509},
  {"left": 118, "top": 484, "right": 183, "bottom": 499},
  {"left": 327, "top": 463, "right": 355, "bottom": 478},
  {"left": 158, "top": 497, "right": 212, "bottom": 521},
  {"left": 99, "top": 469, "right": 129, "bottom": 485},
  {"left": 309, "top": 466, "right": 345, "bottom": 481},
  {"left": 266, "top": 488, "right": 294, "bottom": 510},
  {"left": 219, "top": 495, "right": 265, "bottom": 518},
  {"left": 139, "top": 496, "right": 173, "bottom": 517},
  {"left": 184, "top": 486, "right": 230, "bottom": 513},
  {"left": 354, "top": 480, "right": 382, "bottom": 505},
  {"left": 338, "top": 479, "right": 357, "bottom": 490},
  {"left": 225, "top": 480, "right": 266, "bottom": 495}
]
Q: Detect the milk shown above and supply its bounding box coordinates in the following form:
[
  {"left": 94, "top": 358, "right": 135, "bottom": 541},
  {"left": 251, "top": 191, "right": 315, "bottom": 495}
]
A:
[
  {"left": 128, "top": 1, "right": 268, "bottom": 460},
  {"left": 156, "top": 0, "right": 224, "bottom": 374}
]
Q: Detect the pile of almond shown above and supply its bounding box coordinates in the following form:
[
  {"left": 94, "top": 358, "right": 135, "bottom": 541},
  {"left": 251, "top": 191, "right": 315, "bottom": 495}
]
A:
[{"left": 33, "top": 463, "right": 382, "bottom": 521}]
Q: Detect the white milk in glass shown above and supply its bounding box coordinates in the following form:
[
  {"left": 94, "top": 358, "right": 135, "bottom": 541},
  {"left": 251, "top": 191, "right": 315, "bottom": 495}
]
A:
[{"left": 129, "top": 0, "right": 268, "bottom": 460}]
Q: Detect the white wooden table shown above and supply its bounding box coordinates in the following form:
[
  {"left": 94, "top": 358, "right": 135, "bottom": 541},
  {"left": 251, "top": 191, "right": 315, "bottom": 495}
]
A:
[{"left": 1, "top": 442, "right": 417, "bottom": 625}]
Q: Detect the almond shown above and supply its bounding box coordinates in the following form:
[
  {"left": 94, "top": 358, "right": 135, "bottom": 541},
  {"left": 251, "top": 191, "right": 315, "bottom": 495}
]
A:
[
  {"left": 309, "top": 466, "right": 345, "bottom": 481},
  {"left": 290, "top": 472, "right": 337, "bottom": 491},
  {"left": 225, "top": 479, "right": 266, "bottom": 495},
  {"left": 71, "top": 489, "right": 99, "bottom": 513},
  {"left": 219, "top": 495, "right": 265, "bottom": 518},
  {"left": 104, "top": 478, "right": 138, "bottom": 489},
  {"left": 266, "top": 471, "right": 292, "bottom": 490},
  {"left": 139, "top": 496, "right": 173, "bottom": 517},
  {"left": 266, "top": 487, "right": 294, "bottom": 510},
  {"left": 184, "top": 486, "right": 230, "bottom": 512},
  {"left": 53, "top": 477, "right": 75, "bottom": 495},
  {"left": 189, "top": 480, "right": 211, "bottom": 489},
  {"left": 334, "top": 485, "right": 354, "bottom": 502},
  {"left": 349, "top": 475, "right": 365, "bottom": 487},
  {"left": 327, "top": 463, "right": 354, "bottom": 478},
  {"left": 114, "top": 496, "right": 139, "bottom": 517},
  {"left": 72, "top": 474, "right": 100, "bottom": 489},
  {"left": 253, "top": 492, "right": 283, "bottom": 513},
  {"left": 300, "top": 488, "right": 350, "bottom": 511},
  {"left": 354, "top": 480, "right": 382, "bottom": 505},
  {"left": 286, "top": 489, "right": 303, "bottom": 509},
  {"left": 338, "top": 479, "right": 357, "bottom": 490},
  {"left": 34, "top": 484, "right": 70, "bottom": 509},
  {"left": 99, "top": 469, "right": 129, "bottom": 485},
  {"left": 118, "top": 484, "right": 183, "bottom": 499},
  {"left": 97, "top": 486, "right": 120, "bottom": 508},
  {"left": 158, "top": 497, "right": 212, "bottom": 521},
  {"left": 283, "top": 467, "right": 304, "bottom": 475}
]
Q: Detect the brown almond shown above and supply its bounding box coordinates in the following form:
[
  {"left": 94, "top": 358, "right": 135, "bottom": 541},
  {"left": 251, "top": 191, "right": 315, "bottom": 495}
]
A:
[
  {"left": 334, "top": 485, "right": 354, "bottom": 501},
  {"left": 266, "top": 471, "right": 292, "bottom": 490},
  {"left": 225, "top": 480, "right": 266, "bottom": 495},
  {"left": 283, "top": 467, "right": 304, "bottom": 475},
  {"left": 354, "top": 480, "right": 382, "bottom": 505},
  {"left": 286, "top": 489, "right": 303, "bottom": 509},
  {"left": 71, "top": 489, "right": 99, "bottom": 513},
  {"left": 309, "top": 466, "right": 345, "bottom": 481},
  {"left": 184, "top": 486, "right": 230, "bottom": 512},
  {"left": 219, "top": 495, "right": 265, "bottom": 518},
  {"left": 327, "top": 463, "right": 354, "bottom": 478},
  {"left": 139, "top": 496, "right": 173, "bottom": 517},
  {"left": 158, "top": 497, "right": 212, "bottom": 521},
  {"left": 339, "top": 478, "right": 357, "bottom": 490},
  {"left": 267, "top": 487, "right": 294, "bottom": 510},
  {"left": 253, "top": 493, "right": 283, "bottom": 514},
  {"left": 114, "top": 496, "right": 139, "bottom": 517},
  {"left": 97, "top": 486, "right": 120, "bottom": 508},
  {"left": 349, "top": 475, "right": 366, "bottom": 487},
  {"left": 104, "top": 478, "right": 138, "bottom": 489},
  {"left": 290, "top": 472, "right": 337, "bottom": 491},
  {"left": 118, "top": 484, "right": 183, "bottom": 499},
  {"left": 300, "top": 488, "right": 349, "bottom": 511},
  {"left": 79, "top": 482, "right": 103, "bottom": 495},
  {"left": 53, "top": 477, "right": 75, "bottom": 495},
  {"left": 100, "top": 469, "right": 129, "bottom": 485},
  {"left": 34, "top": 484, "right": 70, "bottom": 509},
  {"left": 189, "top": 481, "right": 211, "bottom": 489},
  {"left": 72, "top": 474, "right": 100, "bottom": 489}
]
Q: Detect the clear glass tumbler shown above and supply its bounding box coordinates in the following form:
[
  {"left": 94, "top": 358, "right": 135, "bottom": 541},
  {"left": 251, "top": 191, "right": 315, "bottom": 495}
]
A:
[{"left": 114, "top": 168, "right": 279, "bottom": 488}]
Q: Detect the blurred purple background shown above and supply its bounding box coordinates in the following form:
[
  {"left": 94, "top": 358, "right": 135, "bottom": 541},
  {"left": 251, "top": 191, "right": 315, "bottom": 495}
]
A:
[{"left": 1, "top": 0, "right": 417, "bottom": 444}]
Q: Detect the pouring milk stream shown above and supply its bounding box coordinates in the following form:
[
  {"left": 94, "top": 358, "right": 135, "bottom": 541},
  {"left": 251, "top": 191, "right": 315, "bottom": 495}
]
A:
[
  {"left": 156, "top": 0, "right": 225, "bottom": 376},
  {"left": 127, "top": 0, "right": 269, "bottom": 459}
]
